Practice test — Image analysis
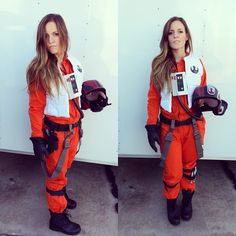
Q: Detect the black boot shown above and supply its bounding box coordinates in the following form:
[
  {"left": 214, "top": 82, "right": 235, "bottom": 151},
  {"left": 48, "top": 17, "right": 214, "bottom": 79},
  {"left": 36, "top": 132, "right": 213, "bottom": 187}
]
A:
[
  {"left": 63, "top": 187, "right": 77, "bottom": 210},
  {"left": 181, "top": 190, "right": 194, "bottom": 221},
  {"left": 167, "top": 199, "right": 180, "bottom": 225},
  {"left": 49, "top": 210, "right": 81, "bottom": 235}
]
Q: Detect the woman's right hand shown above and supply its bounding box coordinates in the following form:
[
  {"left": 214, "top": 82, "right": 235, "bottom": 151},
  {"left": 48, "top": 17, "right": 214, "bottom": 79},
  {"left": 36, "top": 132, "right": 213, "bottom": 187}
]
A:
[
  {"left": 30, "top": 137, "right": 48, "bottom": 161},
  {"left": 145, "top": 124, "right": 161, "bottom": 152}
]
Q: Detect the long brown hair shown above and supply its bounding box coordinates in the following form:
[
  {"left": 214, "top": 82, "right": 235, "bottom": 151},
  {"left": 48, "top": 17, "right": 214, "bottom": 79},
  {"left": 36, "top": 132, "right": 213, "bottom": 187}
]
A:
[
  {"left": 26, "top": 13, "right": 69, "bottom": 95},
  {"left": 151, "top": 16, "right": 193, "bottom": 92}
]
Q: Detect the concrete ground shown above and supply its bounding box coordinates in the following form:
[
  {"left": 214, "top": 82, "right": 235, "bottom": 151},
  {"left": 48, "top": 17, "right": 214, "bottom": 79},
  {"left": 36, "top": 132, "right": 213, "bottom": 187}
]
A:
[
  {"left": 1, "top": 153, "right": 236, "bottom": 236},
  {"left": 118, "top": 158, "right": 236, "bottom": 236},
  {"left": 0, "top": 152, "right": 118, "bottom": 236}
]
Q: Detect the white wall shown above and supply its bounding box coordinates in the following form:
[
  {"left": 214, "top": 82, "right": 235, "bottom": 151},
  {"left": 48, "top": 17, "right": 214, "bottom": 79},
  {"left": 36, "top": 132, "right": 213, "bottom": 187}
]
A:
[
  {"left": 0, "top": 0, "right": 118, "bottom": 165},
  {"left": 1, "top": 0, "right": 235, "bottom": 162},
  {"left": 119, "top": 0, "right": 236, "bottom": 160}
]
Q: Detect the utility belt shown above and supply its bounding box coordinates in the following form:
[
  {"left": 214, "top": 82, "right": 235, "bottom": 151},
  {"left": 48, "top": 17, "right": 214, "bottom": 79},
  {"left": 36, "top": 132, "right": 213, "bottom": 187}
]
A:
[
  {"left": 41, "top": 116, "right": 82, "bottom": 179},
  {"left": 159, "top": 113, "right": 203, "bottom": 168},
  {"left": 160, "top": 113, "right": 193, "bottom": 126},
  {"left": 44, "top": 116, "right": 81, "bottom": 132}
]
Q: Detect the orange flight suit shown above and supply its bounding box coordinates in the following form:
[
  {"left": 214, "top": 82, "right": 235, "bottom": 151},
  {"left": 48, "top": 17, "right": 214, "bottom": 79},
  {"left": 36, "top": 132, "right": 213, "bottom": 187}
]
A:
[
  {"left": 28, "top": 56, "right": 81, "bottom": 213},
  {"left": 146, "top": 57, "right": 207, "bottom": 199}
]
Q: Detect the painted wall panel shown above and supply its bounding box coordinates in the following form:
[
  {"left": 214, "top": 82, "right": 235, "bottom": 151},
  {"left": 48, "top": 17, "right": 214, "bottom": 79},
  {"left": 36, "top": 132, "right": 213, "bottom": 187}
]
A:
[
  {"left": 119, "top": 0, "right": 236, "bottom": 160},
  {"left": 0, "top": 0, "right": 118, "bottom": 165}
]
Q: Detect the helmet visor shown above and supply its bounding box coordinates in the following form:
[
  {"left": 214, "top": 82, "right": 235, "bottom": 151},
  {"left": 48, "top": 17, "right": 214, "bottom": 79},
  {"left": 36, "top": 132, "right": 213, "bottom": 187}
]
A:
[
  {"left": 85, "top": 90, "right": 106, "bottom": 101},
  {"left": 198, "top": 98, "right": 219, "bottom": 109}
]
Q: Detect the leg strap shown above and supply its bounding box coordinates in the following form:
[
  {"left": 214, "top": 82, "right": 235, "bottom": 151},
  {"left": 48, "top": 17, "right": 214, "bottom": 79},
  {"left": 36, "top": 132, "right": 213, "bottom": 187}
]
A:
[
  {"left": 183, "top": 166, "right": 197, "bottom": 181},
  {"left": 46, "top": 187, "right": 65, "bottom": 196}
]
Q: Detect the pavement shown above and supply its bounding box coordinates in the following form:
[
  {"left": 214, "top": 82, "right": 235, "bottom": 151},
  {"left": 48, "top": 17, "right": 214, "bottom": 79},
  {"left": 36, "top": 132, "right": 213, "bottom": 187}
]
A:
[
  {"left": 118, "top": 158, "right": 236, "bottom": 236},
  {"left": 1, "top": 152, "right": 236, "bottom": 236},
  {"left": 0, "top": 152, "right": 118, "bottom": 236}
]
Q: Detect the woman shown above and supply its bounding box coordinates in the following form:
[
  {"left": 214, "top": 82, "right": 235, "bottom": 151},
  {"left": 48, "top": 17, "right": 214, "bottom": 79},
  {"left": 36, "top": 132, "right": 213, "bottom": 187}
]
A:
[
  {"left": 27, "top": 13, "right": 85, "bottom": 235},
  {"left": 145, "top": 16, "right": 207, "bottom": 225}
]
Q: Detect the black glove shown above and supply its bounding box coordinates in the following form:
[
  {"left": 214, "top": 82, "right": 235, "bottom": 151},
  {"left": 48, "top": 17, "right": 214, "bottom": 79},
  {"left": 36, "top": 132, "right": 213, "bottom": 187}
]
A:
[
  {"left": 44, "top": 129, "right": 59, "bottom": 154},
  {"left": 30, "top": 137, "right": 48, "bottom": 161},
  {"left": 145, "top": 124, "right": 161, "bottom": 152}
]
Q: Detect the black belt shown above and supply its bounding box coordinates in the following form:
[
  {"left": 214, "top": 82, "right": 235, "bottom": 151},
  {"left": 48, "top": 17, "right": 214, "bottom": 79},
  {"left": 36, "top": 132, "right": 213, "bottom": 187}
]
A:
[
  {"left": 44, "top": 116, "right": 81, "bottom": 132},
  {"left": 160, "top": 113, "right": 192, "bottom": 126}
]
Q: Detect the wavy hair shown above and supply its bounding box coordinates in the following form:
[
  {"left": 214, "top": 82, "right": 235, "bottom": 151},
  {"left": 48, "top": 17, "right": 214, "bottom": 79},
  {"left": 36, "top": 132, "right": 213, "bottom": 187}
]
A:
[
  {"left": 151, "top": 16, "right": 193, "bottom": 92},
  {"left": 26, "top": 13, "right": 69, "bottom": 95}
]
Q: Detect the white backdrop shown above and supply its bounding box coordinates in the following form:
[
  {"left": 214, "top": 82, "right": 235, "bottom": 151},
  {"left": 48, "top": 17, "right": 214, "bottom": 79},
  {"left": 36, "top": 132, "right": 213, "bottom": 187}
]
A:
[
  {"left": 0, "top": 0, "right": 118, "bottom": 165},
  {"left": 119, "top": 0, "right": 236, "bottom": 160}
]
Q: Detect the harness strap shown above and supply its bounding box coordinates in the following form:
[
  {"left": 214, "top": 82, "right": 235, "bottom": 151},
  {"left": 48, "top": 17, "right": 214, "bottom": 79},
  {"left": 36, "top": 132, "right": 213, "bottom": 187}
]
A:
[
  {"left": 191, "top": 118, "right": 204, "bottom": 159},
  {"left": 160, "top": 119, "right": 175, "bottom": 168},
  {"left": 159, "top": 114, "right": 204, "bottom": 168},
  {"left": 175, "top": 95, "right": 203, "bottom": 159},
  {"left": 41, "top": 126, "right": 74, "bottom": 179},
  {"left": 72, "top": 98, "right": 84, "bottom": 119}
]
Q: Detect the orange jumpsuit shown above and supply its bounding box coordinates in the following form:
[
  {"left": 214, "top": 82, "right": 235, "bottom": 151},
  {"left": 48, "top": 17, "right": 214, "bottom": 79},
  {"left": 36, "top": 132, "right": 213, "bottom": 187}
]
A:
[
  {"left": 146, "top": 57, "right": 207, "bottom": 199},
  {"left": 28, "top": 56, "right": 81, "bottom": 213}
]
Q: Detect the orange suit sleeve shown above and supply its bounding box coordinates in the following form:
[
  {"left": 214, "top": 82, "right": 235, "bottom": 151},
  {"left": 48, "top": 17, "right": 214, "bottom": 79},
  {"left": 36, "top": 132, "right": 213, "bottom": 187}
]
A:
[
  {"left": 146, "top": 71, "right": 161, "bottom": 125},
  {"left": 28, "top": 85, "right": 46, "bottom": 137}
]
